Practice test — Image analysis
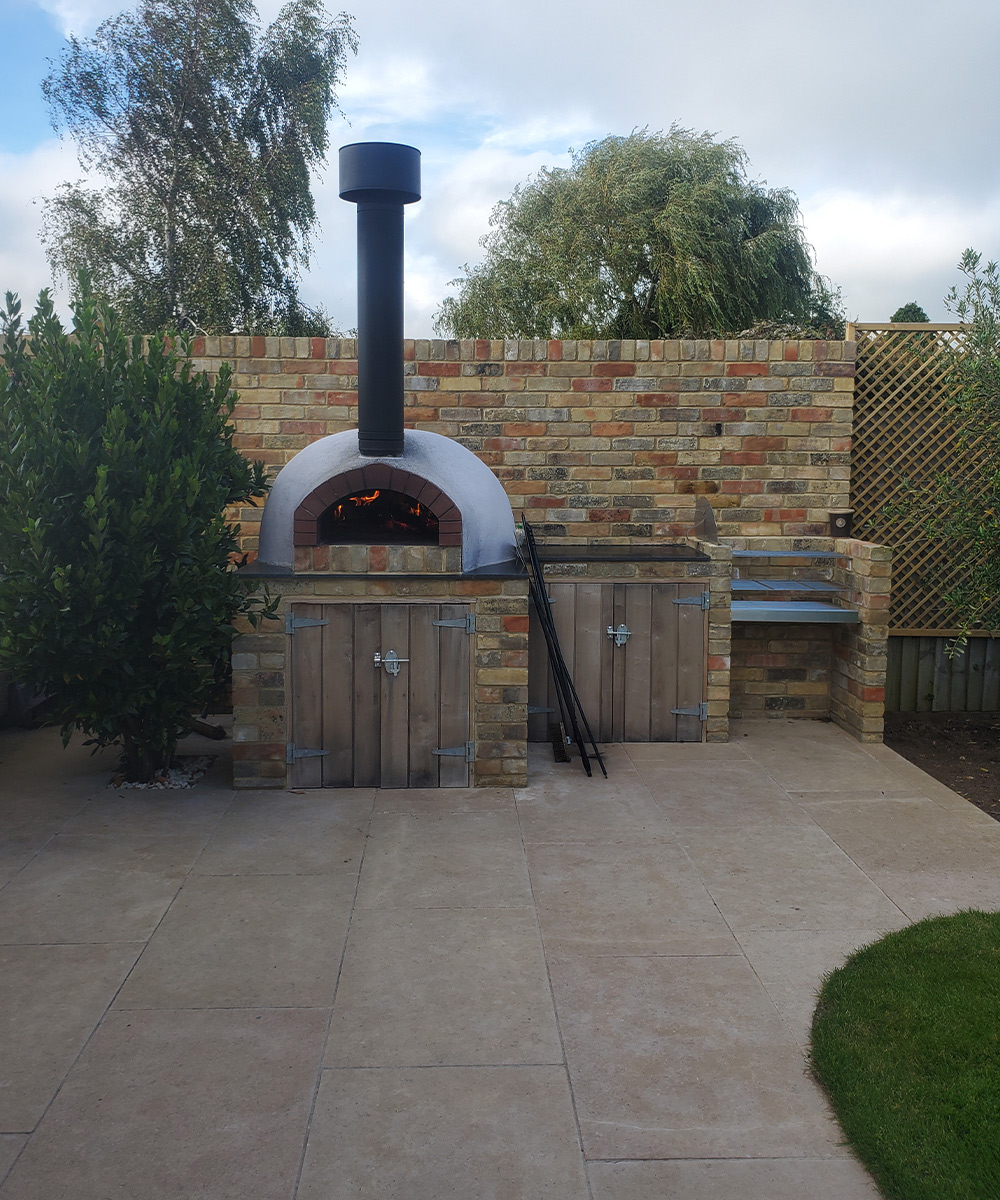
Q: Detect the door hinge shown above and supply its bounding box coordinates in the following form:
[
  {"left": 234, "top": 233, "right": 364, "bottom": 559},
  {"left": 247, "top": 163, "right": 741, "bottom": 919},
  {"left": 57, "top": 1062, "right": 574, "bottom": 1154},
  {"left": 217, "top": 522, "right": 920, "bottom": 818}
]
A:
[
  {"left": 433, "top": 613, "right": 476, "bottom": 633},
  {"left": 671, "top": 701, "right": 708, "bottom": 721},
  {"left": 433, "top": 741, "right": 475, "bottom": 763},
  {"left": 527, "top": 705, "right": 555, "bottom": 715},
  {"left": 673, "top": 591, "right": 711, "bottom": 610},
  {"left": 286, "top": 744, "right": 330, "bottom": 763},
  {"left": 285, "top": 612, "right": 329, "bottom": 634}
]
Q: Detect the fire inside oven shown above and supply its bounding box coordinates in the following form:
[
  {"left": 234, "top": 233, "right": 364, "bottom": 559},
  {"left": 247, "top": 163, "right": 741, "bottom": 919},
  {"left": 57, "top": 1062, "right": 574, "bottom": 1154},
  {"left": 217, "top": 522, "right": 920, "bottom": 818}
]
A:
[{"left": 317, "top": 488, "right": 439, "bottom": 544}]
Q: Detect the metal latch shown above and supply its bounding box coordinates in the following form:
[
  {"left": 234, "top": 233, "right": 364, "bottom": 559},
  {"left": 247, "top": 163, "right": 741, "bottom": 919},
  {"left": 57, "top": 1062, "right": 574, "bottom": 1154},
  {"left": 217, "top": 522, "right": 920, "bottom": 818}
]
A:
[
  {"left": 673, "top": 591, "right": 711, "bottom": 610},
  {"left": 374, "top": 649, "right": 409, "bottom": 676},
  {"left": 433, "top": 613, "right": 476, "bottom": 633},
  {"left": 433, "top": 741, "right": 475, "bottom": 763},
  {"left": 671, "top": 702, "right": 708, "bottom": 721},
  {"left": 286, "top": 744, "right": 330, "bottom": 763},
  {"left": 607, "top": 623, "right": 631, "bottom": 646},
  {"left": 285, "top": 612, "right": 329, "bottom": 634}
]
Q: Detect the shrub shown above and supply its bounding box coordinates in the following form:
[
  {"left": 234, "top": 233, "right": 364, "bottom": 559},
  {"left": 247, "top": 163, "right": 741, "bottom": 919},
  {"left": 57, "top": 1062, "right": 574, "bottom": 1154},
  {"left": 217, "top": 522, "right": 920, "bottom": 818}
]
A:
[{"left": 0, "top": 280, "right": 276, "bottom": 781}]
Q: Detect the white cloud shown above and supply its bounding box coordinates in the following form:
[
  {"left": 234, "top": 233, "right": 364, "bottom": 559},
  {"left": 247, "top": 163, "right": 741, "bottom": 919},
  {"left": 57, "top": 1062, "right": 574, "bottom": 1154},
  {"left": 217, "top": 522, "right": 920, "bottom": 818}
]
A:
[
  {"left": 0, "top": 140, "right": 78, "bottom": 315},
  {"left": 802, "top": 189, "right": 1000, "bottom": 321}
]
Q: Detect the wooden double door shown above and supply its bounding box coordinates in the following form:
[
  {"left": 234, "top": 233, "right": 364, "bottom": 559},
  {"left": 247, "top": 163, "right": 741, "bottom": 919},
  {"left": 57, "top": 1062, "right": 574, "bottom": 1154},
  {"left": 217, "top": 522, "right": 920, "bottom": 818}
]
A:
[
  {"left": 288, "top": 602, "right": 472, "bottom": 788},
  {"left": 528, "top": 581, "right": 708, "bottom": 743}
]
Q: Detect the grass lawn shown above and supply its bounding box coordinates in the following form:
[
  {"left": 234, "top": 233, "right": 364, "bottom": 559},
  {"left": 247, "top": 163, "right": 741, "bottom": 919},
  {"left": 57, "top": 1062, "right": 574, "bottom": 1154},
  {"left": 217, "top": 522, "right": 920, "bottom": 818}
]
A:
[{"left": 810, "top": 910, "right": 1000, "bottom": 1200}]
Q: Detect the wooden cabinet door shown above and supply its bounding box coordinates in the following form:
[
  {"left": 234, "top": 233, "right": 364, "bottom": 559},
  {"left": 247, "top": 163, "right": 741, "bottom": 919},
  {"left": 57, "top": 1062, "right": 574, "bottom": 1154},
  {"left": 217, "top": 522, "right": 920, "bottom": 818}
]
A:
[
  {"left": 289, "top": 602, "right": 472, "bottom": 787},
  {"left": 528, "top": 582, "right": 707, "bottom": 743}
]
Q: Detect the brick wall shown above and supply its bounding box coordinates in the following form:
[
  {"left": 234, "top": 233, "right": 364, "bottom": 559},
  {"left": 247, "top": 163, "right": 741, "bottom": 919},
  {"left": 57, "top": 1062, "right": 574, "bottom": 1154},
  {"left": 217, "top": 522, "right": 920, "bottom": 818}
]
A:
[{"left": 188, "top": 335, "right": 855, "bottom": 558}]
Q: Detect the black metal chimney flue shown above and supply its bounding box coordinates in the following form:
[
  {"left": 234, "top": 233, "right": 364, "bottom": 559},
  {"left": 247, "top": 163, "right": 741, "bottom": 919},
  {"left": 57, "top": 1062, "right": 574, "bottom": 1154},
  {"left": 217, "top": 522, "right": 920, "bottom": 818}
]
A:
[{"left": 339, "top": 142, "right": 421, "bottom": 457}]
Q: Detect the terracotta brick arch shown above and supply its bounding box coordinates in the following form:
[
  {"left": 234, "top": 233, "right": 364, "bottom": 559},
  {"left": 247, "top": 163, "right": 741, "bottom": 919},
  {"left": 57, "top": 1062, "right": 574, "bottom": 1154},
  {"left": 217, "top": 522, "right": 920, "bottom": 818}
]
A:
[{"left": 292, "top": 462, "right": 462, "bottom": 547}]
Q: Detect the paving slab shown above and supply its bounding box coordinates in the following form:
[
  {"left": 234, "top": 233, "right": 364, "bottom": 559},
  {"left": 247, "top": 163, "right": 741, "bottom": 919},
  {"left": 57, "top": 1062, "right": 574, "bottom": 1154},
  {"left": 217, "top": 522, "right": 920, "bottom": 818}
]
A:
[
  {"left": 297, "top": 1066, "right": 589, "bottom": 1200},
  {"left": 0, "top": 1008, "right": 327, "bottom": 1200},
  {"left": 326, "top": 906, "right": 560, "bottom": 1067},
  {"left": 115, "top": 872, "right": 357, "bottom": 1009},
  {"left": 525, "top": 838, "right": 736, "bottom": 956},
  {"left": 674, "top": 821, "right": 907, "bottom": 933},
  {"left": 549, "top": 953, "right": 846, "bottom": 1160},
  {"left": 356, "top": 810, "right": 531, "bottom": 908},
  {"left": 0, "top": 830, "right": 207, "bottom": 944},
  {"left": 0, "top": 942, "right": 143, "bottom": 1131},
  {"left": 194, "top": 788, "right": 372, "bottom": 875}
]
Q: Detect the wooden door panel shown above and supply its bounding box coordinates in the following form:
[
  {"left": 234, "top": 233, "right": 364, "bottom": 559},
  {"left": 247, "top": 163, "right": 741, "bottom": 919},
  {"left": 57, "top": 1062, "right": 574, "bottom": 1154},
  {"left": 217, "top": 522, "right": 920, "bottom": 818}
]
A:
[
  {"left": 352, "top": 604, "right": 382, "bottom": 787},
  {"left": 650, "top": 584, "right": 681, "bottom": 741},
  {"left": 407, "top": 604, "right": 440, "bottom": 787},
  {"left": 320, "top": 604, "right": 355, "bottom": 786},
  {"left": 289, "top": 606, "right": 324, "bottom": 788},
  {"left": 437, "top": 604, "right": 472, "bottom": 787},
  {"left": 674, "top": 583, "right": 707, "bottom": 743},
  {"left": 379, "top": 604, "right": 411, "bottom": 789},
  {"left": 622, "top": 585, "right": 653, "bottom": 741}
]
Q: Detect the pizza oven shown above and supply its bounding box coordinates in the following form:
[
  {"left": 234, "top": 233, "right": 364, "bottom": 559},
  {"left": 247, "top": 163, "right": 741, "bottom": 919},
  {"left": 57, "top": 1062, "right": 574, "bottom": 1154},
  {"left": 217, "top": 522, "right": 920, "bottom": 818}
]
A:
[{"left": 254, "top": 141, "right": 517, "bottom": 575}]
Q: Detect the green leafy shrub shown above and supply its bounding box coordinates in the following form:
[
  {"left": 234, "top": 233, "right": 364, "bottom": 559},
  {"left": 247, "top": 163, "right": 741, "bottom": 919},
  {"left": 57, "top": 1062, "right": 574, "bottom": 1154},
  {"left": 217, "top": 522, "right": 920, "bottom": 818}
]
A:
[
  {"left": 891, "top": 301, "right": 930, "bottom": 322},
  {"left": 0, "top": 280, "right": 276, "bottom": 781}
]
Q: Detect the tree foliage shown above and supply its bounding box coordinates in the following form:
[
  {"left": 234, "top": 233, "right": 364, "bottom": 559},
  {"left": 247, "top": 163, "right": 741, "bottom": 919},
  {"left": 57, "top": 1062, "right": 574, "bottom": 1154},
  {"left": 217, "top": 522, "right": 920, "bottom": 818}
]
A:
[
  {"left": 891, "top": 301, "right": 930, "bottom": 322},
  {"left": 435, "top": 128, "right": 843, "bottom": 340},
  {"left": 0, "top": 279, "right": 276, "bottom": 781},
  {"left": 42, "top": 0, "right": 356, "bottom": 335}
]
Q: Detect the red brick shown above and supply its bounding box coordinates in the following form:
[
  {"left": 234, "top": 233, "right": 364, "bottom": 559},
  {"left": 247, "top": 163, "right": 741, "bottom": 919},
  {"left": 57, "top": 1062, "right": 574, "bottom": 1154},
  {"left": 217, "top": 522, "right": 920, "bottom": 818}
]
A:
[
  {"left": 503, "top": 615, "right": 530, "bottom": 633},
  {"left": 250, "top": 336, "right": 267, "bottom": 357},
  {"left": 368, "top": 546, "right": 388, "bottom": 572},
  {"left": 725, "top": 363, "right": 769, "bottom": 376},
  {"left": 311, "top": 337, "right": 326, "bottom": 358},
  {"left": 790, "top": 408, "right": 833, "bottom": 422},
  {"left": 592, "top": 422, "right": 634, "bottom": 436},
  {"left": 548, "top": 340, "right": 563, "bottom": 360},
  {"left": 784, "top": 343, "right": 799, "bottom": 361},
  {"left": 593, "top": 362, "right": 636, "bottom": 377},
  {"left": 571, "top": 378, "right": 613, "bottom": 391},
  {"left": 507, "top": 363, "right": 546, "bottom": 376},
  {"left": 475, "top": 340, "right": 492, "bottom": 361},
  {"left": 419, "top": 362, "right": 461, "bottom": 376}
]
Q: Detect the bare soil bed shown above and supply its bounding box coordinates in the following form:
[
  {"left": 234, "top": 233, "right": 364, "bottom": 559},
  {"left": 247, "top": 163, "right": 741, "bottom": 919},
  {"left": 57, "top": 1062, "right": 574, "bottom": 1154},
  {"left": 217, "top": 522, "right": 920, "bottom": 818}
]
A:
[{"left": 884, "top": 712, "right": 1000, "bottom": 822}]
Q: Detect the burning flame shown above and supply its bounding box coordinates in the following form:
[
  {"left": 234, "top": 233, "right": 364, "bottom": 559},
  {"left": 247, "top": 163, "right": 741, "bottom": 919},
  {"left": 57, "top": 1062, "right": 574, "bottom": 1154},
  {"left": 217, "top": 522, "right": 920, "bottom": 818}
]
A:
[{"left": 323, "top": 488, "right": 437, "bottom": 540}]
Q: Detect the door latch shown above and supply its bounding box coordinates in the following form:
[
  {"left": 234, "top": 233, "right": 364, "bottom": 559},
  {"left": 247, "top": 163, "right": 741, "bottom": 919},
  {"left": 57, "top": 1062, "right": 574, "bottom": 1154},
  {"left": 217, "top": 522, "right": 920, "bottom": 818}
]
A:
[
  {"left": 606, "top": 624, "right": 631, "bottom": 646},
  {"left": 374, "top": 649, "right": 409, "bottom": 676}
]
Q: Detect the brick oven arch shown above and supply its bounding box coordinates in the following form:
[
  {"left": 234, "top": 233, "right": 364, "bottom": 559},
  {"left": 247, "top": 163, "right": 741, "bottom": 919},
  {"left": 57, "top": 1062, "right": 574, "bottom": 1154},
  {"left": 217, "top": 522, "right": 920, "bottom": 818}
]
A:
[{"left": 292, "top": 463, "right": 462, "bottom": 547}]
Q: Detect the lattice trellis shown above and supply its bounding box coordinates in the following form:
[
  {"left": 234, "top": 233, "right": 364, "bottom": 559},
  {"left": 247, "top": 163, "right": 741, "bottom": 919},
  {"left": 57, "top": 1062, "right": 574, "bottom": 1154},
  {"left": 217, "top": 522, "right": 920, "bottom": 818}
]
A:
[{"left": 849, "top": 322, "right": 983, "bottom": 634}]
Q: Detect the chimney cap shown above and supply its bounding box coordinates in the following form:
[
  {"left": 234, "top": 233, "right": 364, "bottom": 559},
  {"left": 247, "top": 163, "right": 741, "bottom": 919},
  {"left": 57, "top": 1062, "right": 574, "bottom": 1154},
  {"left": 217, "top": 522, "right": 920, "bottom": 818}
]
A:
[{"left": 339, "top": 142, "right": 421, "bottom": 204}]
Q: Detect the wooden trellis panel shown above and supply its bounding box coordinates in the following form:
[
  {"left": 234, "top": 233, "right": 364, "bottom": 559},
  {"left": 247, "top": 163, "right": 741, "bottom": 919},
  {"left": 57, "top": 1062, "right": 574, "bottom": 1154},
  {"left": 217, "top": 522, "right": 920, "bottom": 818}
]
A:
[{"left": 849, "top": 322, "right": 985, "bottom": 635}]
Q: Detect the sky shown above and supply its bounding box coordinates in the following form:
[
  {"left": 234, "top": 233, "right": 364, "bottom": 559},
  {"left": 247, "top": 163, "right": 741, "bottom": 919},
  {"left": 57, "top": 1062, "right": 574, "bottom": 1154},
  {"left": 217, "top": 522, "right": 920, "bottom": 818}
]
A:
[{"left": 1, "top": 0, "right": 998, "bottom": 335}]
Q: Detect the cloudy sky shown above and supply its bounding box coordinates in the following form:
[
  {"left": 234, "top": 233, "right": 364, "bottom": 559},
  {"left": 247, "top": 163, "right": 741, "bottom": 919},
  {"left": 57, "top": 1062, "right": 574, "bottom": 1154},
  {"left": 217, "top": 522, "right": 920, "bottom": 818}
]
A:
[{"left": 1, "top": 0, "right": 998, "bottom": 334}]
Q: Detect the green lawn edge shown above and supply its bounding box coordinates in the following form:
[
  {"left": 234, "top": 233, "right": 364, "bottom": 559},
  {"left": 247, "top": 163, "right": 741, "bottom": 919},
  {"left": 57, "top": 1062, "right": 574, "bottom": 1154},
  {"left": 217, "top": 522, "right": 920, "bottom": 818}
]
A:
[{"left": 810, "top": 909, "right": 1000, "bottom": 1200}]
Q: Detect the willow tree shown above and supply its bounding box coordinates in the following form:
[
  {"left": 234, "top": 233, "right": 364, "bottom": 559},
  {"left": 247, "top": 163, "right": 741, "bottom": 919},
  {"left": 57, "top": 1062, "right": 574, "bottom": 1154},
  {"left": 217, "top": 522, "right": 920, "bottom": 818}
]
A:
[
  {"left": 41, "top": 0, "right": 356, "bottom": 334},
  {"left": 436, "top": 128, "right": 842, "bottom": 339}
]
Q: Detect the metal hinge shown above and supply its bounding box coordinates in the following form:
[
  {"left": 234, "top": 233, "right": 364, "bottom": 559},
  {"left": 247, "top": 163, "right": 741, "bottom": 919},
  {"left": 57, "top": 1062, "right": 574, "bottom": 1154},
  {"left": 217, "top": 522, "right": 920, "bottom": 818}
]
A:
[
  {"left": 433, "top": 613, "right": 476, "bottom": 633},
  {"left": 527, "top": 705, "right": 555, "bottom": 715},
  {"left": 673, "top": 591, "right": 711, "bottom": 610},
  {"left": 285, "top": 612, "right": 329, "bottom": 634},
  {"left": 433, "top": 741, "right": 475, "bottom": 763},
  {"left": 286, "top": 744, "right": 330, "bottom": 763},
  {"left": 671, "top": 702, "right": 708, "bottom": 721}
]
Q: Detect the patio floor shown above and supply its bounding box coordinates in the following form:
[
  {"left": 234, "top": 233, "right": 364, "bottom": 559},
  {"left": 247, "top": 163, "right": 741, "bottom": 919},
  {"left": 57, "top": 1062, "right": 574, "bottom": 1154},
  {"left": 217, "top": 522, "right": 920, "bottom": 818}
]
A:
[{"left": 2, "top": 717, "right": 1000, "bottom": 1199}]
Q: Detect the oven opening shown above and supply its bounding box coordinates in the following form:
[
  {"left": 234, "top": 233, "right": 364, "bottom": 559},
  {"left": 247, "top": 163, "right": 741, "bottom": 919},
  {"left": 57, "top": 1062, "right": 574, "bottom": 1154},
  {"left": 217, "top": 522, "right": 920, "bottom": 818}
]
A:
[{"left": 317, "top": 488, "right": 440, "bottom": 545}]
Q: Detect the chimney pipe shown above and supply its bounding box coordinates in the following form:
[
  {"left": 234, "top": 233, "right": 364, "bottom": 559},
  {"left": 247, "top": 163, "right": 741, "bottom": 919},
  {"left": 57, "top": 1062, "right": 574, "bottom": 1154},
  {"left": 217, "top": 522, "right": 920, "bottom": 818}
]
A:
[{"left": 339, "top": 142, "right": 421, "bottom": 458}]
